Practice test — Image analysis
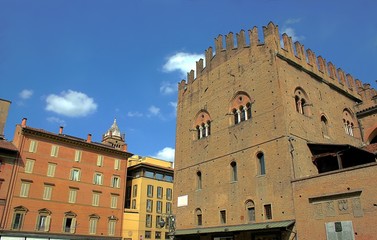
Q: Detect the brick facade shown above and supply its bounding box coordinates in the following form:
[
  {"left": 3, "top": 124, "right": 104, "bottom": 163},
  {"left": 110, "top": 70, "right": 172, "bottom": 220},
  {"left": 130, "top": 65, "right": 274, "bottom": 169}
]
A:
[
  {"left": 1, "top": 118, "right": 132, "bottom": 239},
  {"left": 173, "top": 22, "right": 377, "bottom": 240}
]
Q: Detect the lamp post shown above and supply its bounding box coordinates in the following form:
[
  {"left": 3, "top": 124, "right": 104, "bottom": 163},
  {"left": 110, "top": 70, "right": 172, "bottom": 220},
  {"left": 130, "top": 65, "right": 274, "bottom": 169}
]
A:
[{"left": 158, "top": 214, "right": 175, "bottom": 240}]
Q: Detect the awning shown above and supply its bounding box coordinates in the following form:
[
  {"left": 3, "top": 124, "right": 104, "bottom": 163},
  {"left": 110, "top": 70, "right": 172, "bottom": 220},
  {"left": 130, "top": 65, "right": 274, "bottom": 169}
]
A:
[
  {"left": 172, "top": 220, "right": 295, "bottom": 236},
  {"left": 307, "top": 143, "right": 375, "bottom": 164}
]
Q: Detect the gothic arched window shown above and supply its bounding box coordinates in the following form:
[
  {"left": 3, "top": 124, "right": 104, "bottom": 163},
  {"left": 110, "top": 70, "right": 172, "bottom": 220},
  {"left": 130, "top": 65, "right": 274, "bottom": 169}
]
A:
[
  {"left": 294, "top": 87, "right": 310, "bottom": 116},
  {"left": 230, "top": 92, "right": 253, "bottom": 125},
  {"left": 194, "top": 111, "right": 212, "bottom": 140},
  {"left": 342, "top": 109, "right": 356, "bottom": 137}
]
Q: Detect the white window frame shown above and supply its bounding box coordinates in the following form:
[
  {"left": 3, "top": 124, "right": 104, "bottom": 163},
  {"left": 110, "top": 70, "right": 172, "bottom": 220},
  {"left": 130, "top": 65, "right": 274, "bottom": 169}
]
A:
[
  {"left": 29, "top": 140, "right": 38, "bottom": 153},
  {"left": 111, "top": 195, "right": 118, "bottom": 209},
  {"left": 47, "top": 163, "right": 56, "bottom": 177},
  {"left": 50, "top": 145, "right": 59, "bottom": 157},
  {"left": 70, "top": 168, "right": 81, "bottom": 181},
  {"left": 108, "top": 219, "right": 116, "bottom": 236},
  {"left": 20, "top": 181, "right": 31, "bottom": 197},
  {"left": 97, "top": 155, "right": 104, "bottom": 167},
  {"left": 43, "top": 185, "right": 53, "bottom": 200},
  {"left": 89, "top": 217, "right": 99, "bottom": 234},
  {"left": 92, "top": 192, "right": 100, "bottom": 206},
  {"left": 114, "top": 158, "right": 120, "bottom": 170},
  {"left": 93, "top": 172, "right": 103, "bottom": 185},
  {"left": 68, "top": 188, "right": 77, "bottom": 203},
  {"left": 111, "top": 176, "right": 120, "bottom": 188},
  {"left": 25, "top": 159, "right": 35, "bottom": 173},
  {"left": 36, "top": 213, "right": 51, "bottom": 232},
  {"left": 74, "top": 150, "right": 82, "bottom": 162}
]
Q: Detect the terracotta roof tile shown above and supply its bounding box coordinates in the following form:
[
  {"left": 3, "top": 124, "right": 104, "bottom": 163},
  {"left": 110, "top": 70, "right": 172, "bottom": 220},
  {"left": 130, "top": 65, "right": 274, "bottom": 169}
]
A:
[{"left": 0, "top": 140, "right": 18, "bottom": 152}]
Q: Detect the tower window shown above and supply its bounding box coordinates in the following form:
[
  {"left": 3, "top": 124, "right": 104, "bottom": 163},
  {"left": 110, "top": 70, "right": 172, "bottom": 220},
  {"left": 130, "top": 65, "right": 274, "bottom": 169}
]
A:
[
  {"left": 231, "top": 93, "right": 253, "bottom": 125},
  {"left": 257, "top": 152, "right": 266, "bottom": 175},
  {"left": 197, "top": 171, "right": 202, "bottom": 190},
  {"left": 294, "top": 88, "right": 311, "bottom": 116},
  {"left": 264, "top": 204, "right": 272, "bottom": 220},
  {"left": 230, "top": 161, "right": 238, "bottom": 182},
  {"left": 196, "top": 208, "right": 202, "bottom": 226},
  {"left": 245, "top": 200, "right": 255, "bottom": 222},
  {"left": 220, "top": 210, "right": 226, "bottom": 224}
]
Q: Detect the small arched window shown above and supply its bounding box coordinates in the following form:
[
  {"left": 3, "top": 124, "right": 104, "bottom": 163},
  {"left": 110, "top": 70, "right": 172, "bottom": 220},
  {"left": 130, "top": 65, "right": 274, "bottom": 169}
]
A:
[
  {"left": 342, "top": 109, "right": 356, "bottom": 137},
  {"left": 245, "top": 200, "right": 255, "bottom": 222},
  {"left": 195, "top": 208, "right": 202, "bottom": 226},
  {"left": 230, "top": 92, "right": 253, "bottom": 125},
  {"left": 257, "top": 152, "right": 266, "bottom": 175},
  {"left": 196, "top": 171, "right": 202, "bottom": 190},
  {"left": 230, "top": 161, "right": 238, "bottom": 182},
  {"left": 294, "top": 88, "right": 310, "bottom": 116},
  {"left": 321, "top": 115, "right": 329, "bottom": 137},
  {"left": 194, "top": 111, "right": 211, "bottom": 140}
]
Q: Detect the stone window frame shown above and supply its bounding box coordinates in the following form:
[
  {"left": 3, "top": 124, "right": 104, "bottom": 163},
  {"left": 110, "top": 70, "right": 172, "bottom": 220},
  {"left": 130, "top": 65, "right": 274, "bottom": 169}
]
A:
[
  {"left": 11, "top": 206, "right": 28, "bottom": 230},
  {"left": 294, "top": 87, "right": 311, "bottom": 116},
  {"left": 193, "top": 110, "right": 212, "bottom": 140},
  {"left": 256, "top": 152, "right": 266, "bottom": 176},
  {"left": 195, "top": 208, "right": 202, "bottom": 226},
  {"left": 320, "top": 114, "right": 330, "bottom": 138},
  {"left": 245, "top": 200, "right": 255, "bottom": 222},
  {"left": 230, "top": 161, "right": 238, "bottom": 182},
  {"left": 342, "top": 108, "right": 356, "bottom": 137},
  {"left": 63, "top": 211, "right": 77, "bottom": 233},
  {"left": 230, "top": 92, "right": 253, "bottom": 125},
  {"left": 196, "top": 170, "right": 202, "bottom": 190},
  {"left": 36, "top": 208, "right": 52, "bottom": 232}
]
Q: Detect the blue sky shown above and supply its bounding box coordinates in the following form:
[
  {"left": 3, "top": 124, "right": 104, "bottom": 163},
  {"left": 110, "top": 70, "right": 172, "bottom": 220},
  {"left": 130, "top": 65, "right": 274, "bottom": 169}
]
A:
[{"left": 1, "top": 0, "right": 376, "bottom": 162}]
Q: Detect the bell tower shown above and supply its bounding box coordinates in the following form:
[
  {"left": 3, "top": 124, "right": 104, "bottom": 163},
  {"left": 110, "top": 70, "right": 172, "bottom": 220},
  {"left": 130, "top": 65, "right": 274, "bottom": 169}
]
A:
[{"left": 102, "top": 118, "right": 127, "bottom": 151}]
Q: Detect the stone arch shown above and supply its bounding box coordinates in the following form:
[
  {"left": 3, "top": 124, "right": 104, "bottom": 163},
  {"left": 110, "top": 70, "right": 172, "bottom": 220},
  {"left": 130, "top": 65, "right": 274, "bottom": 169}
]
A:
[
  {"left": 230, "top": 91, "right": 253, "bottom": 124},
  {"left": 294, "top": 87, "right": 311, "bottom": 116},
  {"left": 193, "top": 110, "right": 212, "bottom": 139}
]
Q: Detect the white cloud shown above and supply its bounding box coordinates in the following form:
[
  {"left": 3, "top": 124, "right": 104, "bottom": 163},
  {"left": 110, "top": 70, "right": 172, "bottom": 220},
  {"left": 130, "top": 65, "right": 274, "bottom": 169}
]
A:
[
  {"left": 281, "top": 18, "right": 305, "bottom": 44},
  {"left": 281, "top": 27, "right": 305, "bottom": 43},
  {"left": 127, "top": 111, "right": 143, "bottom": 117},
  {"left": 148, "top": 105, "right": 160, "bottom": 116},
  {"left": 47, "top": 116, "right": 66, "bottom": 126},
  {"left": 163, "top": 52, "right": 204, "bottom": 77},
  {"left": 154, "top": 147, "right": 175, "bottom": 162},
  {"left": 19, "top": 89, "right": 33, "bottom": 100},
  {"left": 45, "top": 90, "right": 97, "bottom": 117},
  {"left": 284, "top": 18, "right": 301, "bottom": 25},
  {"left": 169, "top": 101, "right": 177, "bottom": 116},
  {"left": 169, "top": 101, "right": 177, "bottom": 109},
  {"left": 160, "top": 81, "right": 177, "bottom": 95}
]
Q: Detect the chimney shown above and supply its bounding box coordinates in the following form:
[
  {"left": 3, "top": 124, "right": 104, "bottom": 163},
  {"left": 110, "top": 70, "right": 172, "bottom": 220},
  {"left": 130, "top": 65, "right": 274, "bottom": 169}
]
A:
[
  {"left": 87, "top": 133, "right": 92, "bottom": 143},
  {"left": 21, "top": 118, "right": 27, "bottom": 127},
  {"left": 59, "top": 126, "right": 64, "bottom": 134}
]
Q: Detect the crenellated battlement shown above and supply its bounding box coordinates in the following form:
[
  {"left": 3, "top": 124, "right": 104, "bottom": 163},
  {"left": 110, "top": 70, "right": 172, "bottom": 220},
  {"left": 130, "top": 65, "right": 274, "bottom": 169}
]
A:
[{"left": 178, "top": 22, "right": 376, "bottom": 103}]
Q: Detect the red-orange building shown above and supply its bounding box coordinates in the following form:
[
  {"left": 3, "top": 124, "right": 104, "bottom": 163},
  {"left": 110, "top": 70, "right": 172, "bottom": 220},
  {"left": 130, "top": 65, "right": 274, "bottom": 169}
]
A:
[{"left": 1, "top": 117, "right": 132, "bottom": 239}]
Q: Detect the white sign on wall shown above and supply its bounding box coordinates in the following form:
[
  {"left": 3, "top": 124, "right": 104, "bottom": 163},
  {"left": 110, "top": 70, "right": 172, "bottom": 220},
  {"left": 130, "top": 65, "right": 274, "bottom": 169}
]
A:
[{"left": 177, "top": 195, "right": 188, "bottom": 207}]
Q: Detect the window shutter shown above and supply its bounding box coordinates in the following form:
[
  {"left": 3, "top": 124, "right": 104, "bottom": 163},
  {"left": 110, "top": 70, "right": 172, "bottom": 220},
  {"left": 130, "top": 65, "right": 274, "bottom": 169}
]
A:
[
  {"left": 70, "top": 218, "right": 76, "bottom": 233},
  {"left": 44, "top": 216, "right": 51, "bottom": 232}
]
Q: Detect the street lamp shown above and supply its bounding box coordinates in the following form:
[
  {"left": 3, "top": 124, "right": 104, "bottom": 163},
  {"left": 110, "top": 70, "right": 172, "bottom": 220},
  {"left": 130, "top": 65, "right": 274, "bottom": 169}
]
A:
[{"left": 158, "top": 214, "right": 176, "bottom": 240}]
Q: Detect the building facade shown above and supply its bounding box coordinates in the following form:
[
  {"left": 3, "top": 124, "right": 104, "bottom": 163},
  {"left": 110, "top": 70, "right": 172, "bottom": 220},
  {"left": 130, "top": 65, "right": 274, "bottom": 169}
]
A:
[
  {"left": 0, "top": 99, "right": 19, "bottom": 231},
  {"left": 173, "top": 22, "right": 377, "bottom": 240},
  {"left": 123, "top": 155, "right": 174, "bottom": 240},
  {"left": 0, "top": 117, "right": 132, "bottom": 239}
]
